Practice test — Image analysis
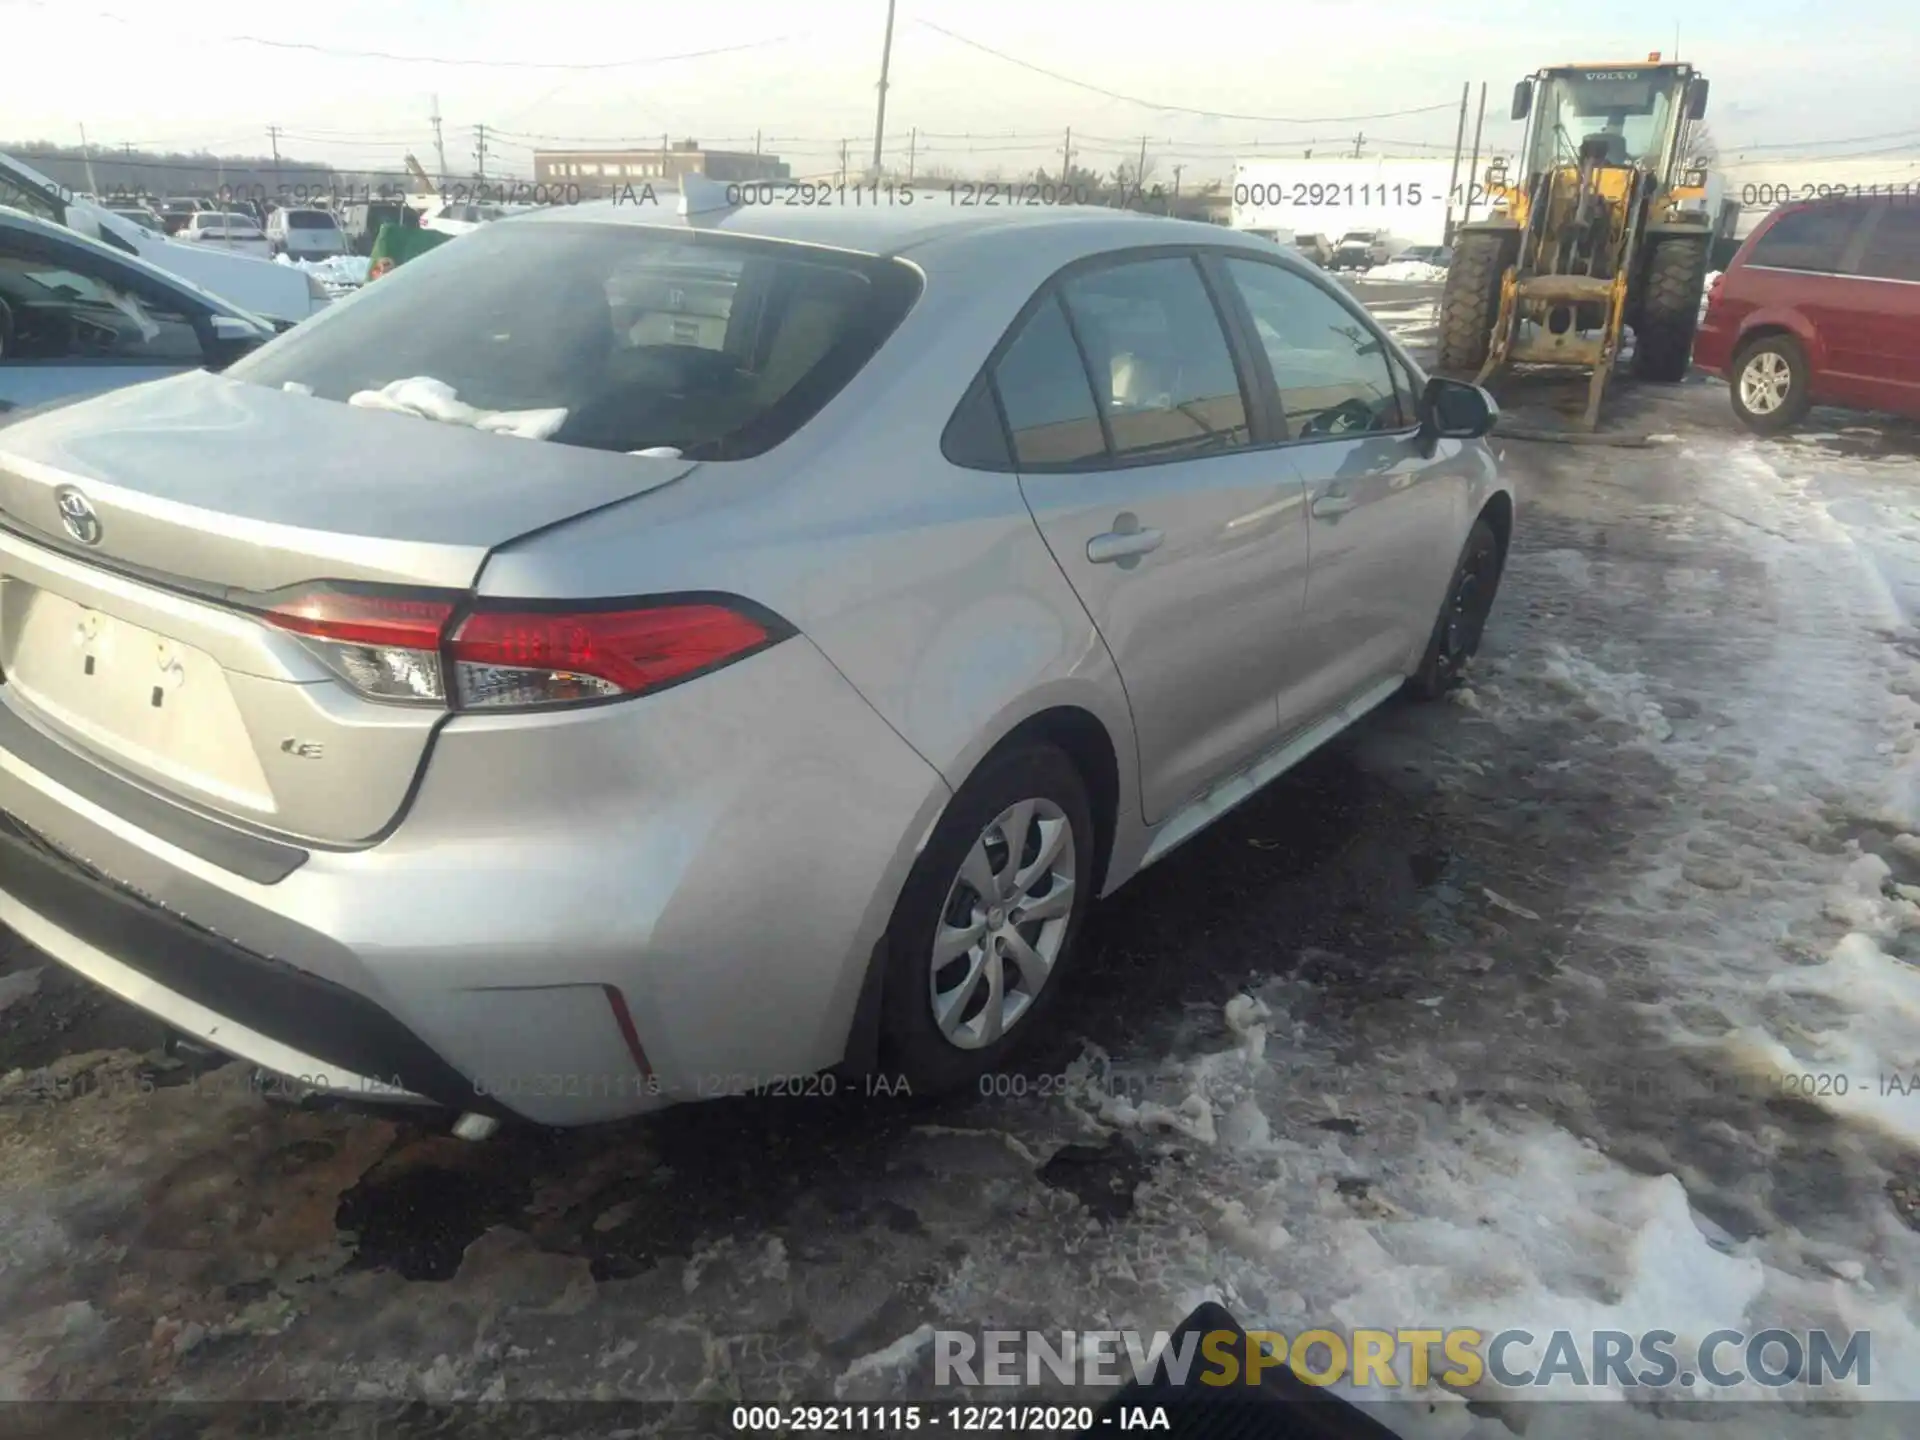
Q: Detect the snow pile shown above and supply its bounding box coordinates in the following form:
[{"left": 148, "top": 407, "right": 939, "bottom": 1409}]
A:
[
  {"left": 1363, "top": 259, "right": 1449, "bottom": 283},
  {"left": 1539, "top": 643, "right": 1674, "bottom": 744},
  {"left": 276, "top": 253, "right": 370, "bottom": 294},
  {"left": 347, "top": 377, "right": 567, "bottom": 439},
  {"left": 1700, "top": 271, "right": 1722, "bottom": 319},
  {"left": 1719, "top": 850, "right": 1920, "bottom": 1147}
]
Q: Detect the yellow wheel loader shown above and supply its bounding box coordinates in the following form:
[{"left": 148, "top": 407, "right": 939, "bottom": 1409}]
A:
[{"left": 1437, "top": 56, "right": 1716, "bottom": 428}]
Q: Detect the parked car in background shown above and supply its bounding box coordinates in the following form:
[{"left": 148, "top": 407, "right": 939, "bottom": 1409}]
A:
[
  {"left": 0, "top": 203, "right": 1508, "bottom": 1129},
  {"left": 420, "top": 200, "right": 507, "bottom": 237},
  {"left": 1294, "top": 233, "right": 1333, "bottom": 267},
  {"left": 109, "top": 206, "right": 166, "bottom": 234},
  {"left": 159, "top": 198, "right": 206, "bottom": 235},
  {"left": 180, "top": 212, "right": 272, "bottom": 259},
  {"left": 1389, "top": 244, "right": 1453, "bottom": 268},
  {"left": 0, "top": 154, "right": 326, "bottom": 328},
  {"left": 0, "top": 208, "right": 270, "bottom": 414},
  {"left": 266, "top": 207, "right": 349, "bottom": 262},
  {"left": 1693, "top": 194, "right": 1920, "bottom": 433},
  {"left": 1330, "top": 230, "right": 1394, "bottom": 270}
]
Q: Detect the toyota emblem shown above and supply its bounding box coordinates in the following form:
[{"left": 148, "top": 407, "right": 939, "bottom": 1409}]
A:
[{"left": 54, "top": 486, "right": 101, "bottom": 546}]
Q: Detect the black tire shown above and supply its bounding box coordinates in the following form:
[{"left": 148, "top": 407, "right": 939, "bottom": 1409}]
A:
[
  {"left": 1633, "top": 237, "right": 1708, "bottom": 381},
  {"left": 1727, "top": 333, "right": 1814, "bottom": 435},
  {"left": 1408, "top": 517, "right": 1504, "bottom": 700},
  {"left": 878, "top": 742, "right": 1095, "bottom": 1095},
  {"left": 1435, "top": 230, "right": 1515, "bottom": 374}
]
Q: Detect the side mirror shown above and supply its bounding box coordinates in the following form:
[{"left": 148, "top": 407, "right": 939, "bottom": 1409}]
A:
[
  {"left": 207, "top": 313, "right": 268, "bottom": 369},
  {"left": 1511, "top": 79, "right": 1534, "bottom": 121},
  {"left": 1419, "top": 376, "right": 1499, "bottom": 443},
  {"left": 1686, "top": 77, "right": 1710, "bottom": 120}
]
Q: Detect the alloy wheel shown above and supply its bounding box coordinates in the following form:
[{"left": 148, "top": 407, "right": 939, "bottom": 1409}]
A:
[
  {"left": 1739, "top": 350, "right": 1792, "bottom": 415},
  {"left": 929, "top": 798, "right": 1077, "bottom": 1049}
]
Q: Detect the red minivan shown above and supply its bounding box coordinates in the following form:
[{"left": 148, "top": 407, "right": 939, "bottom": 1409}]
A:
[{"left": 1693, "top": 194, "right": 1920, "bottom": 433}]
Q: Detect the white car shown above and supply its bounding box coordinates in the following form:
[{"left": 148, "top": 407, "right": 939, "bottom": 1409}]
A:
[
  {"left": 266, "top": 207, "right": 349, "bottom": 262},
  {"left": 181, "top": 212, "right": 273, "bottom": 259},
  {"left": 1330, "top": 231, "right": 1395, "bottom": 270},
  {"left": 0, "top": 153, "right": 326, "bottom": 328},
  {"left": 420, "top": 201, "right": 506, "bottom": 237}
]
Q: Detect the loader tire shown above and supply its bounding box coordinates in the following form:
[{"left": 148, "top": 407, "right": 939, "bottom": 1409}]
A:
[
  {"left": 1633, "top": 237, "right": 1709, "bottom": 382},
  {"left": 1435, "top": 231, "right": 1512, "bottom": 374}
]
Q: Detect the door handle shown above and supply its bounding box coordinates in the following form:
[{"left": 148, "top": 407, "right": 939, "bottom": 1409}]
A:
[
  {"left": 1087, "top": 526, "right": 1165, "bottom": 564},
  {"left": 1311, "top": 491, "right": 1359, "bottom": 521}
]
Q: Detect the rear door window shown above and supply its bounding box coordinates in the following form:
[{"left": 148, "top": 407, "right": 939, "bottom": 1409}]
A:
[
  {"left": 1747, "top": 205, "right": 1862, "bottom": 274},
  {"left": 1857, "top": 205, "right": 1920, "bottom": 284},
  {"left": 228, "top": 223, "right": 922, "bottom": 460},
  {"left": 991, "top": 293, "right": 1107, "bottom": 468}
]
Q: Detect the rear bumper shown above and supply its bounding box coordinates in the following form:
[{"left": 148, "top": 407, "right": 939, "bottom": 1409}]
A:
[
  {"left": 0, "top": 816, "right": 476, "bottom": 1113},
  {"left": 1691, "top": 311, "right": 1734, "bottom": 378},
  {"left": 0, "top": 637, "right": 950, "bottom": 1124}
]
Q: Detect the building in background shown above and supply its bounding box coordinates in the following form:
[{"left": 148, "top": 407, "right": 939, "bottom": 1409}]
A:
[{"left": 533, "top": 140, "right": 789, "bottom": 196}]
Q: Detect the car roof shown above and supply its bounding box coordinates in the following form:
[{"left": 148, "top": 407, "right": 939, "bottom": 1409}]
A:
[
  {"left": 509, "top": 195, "right": 1315, "bottom": 274},
  {"left": 0, "top": 206, "right": 267, "bottom": 324}
]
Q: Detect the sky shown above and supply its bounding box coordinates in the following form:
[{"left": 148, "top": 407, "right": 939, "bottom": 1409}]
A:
[{"left": 3, "top": 0, "right": 1917, "bottom": 185}]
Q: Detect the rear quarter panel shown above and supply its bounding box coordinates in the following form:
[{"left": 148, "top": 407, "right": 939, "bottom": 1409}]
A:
[{"left": 477, "top": 235, "right": 1151, "bottom": 891}]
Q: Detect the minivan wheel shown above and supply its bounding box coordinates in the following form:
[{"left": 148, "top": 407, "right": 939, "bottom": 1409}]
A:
[
  {"left": 879, "top": 743, "right": 1094, "bottom": 1094},
  {"left": 1729, "top": 335, "right": 1813, "bottom": 434},
  {"left": 1408, "top": 517, "right": 1503, "bottom": 700}
]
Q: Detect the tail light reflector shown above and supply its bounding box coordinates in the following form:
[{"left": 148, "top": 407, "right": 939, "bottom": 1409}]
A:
[
  {"left": 257, "top": 587, "right": 783, "bottom": 710},
  {"left": 262, "top": 590, "right": 454, "bottom": 702}
]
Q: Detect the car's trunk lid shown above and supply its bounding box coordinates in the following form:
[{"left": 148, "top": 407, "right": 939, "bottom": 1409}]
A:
[{"left": 0, "top": 370, "right": 695, "bottom": 846}]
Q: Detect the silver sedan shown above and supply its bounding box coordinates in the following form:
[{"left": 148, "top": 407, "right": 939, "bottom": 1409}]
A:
[{"left": 0, "top": 197, "right": 1510, "bottom": 1127}]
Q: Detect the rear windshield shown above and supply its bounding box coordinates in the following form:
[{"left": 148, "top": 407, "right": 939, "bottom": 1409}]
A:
[
  {"left": 287, "top": 210, "right": 337, "bottom": 229},
  {"left": 228, "top": 220, "right": 923, "bottom": 460}
]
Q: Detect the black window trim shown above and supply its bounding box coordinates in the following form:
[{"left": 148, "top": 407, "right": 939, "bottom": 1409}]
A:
[
  {"left": 1208, "top": 248, "right": 1426, "bottom": 448},
  {"left": 942, "top": 243, "right": 1282, "bottom": 475}
]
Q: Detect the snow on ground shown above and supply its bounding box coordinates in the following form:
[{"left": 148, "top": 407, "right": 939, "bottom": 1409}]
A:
[
  {"left": 1364, "top": 259, "right": 1450, "bottom": 283},
  {"left": 276, "top": 252, "right": 369, "bottom": 296}
]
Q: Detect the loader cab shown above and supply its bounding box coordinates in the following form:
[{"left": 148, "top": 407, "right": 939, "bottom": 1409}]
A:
[{"left": 1511, "top": 61, "right": 1705, "bottom": 185}]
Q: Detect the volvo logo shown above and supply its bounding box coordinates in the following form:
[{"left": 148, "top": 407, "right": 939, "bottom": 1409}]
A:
[{"left": 53, "top": 486, "right": 101, "bottom": 546}]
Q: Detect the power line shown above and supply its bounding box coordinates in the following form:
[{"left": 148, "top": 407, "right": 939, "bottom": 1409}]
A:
[
  {"left": 0, "top": 0, "right": 807, "bottom": 69},
  {"left": 914, "top": 20, "right": 1459, "bottom": 123}
]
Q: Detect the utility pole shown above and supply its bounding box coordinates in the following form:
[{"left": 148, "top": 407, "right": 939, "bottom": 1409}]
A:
[
  {"left": 267, "top": 124, "right": 282, "bottom": 196},
  {"left": 839, "top": 139, "right": 849, "bottom": 185},
  {"left": 1351, "top": 131, "right": 1366, "bottom": 158},
  {"left": 1134, "top": 134, "right": 1148, "bottom": 200},
  {"left": 907, "top": 127, "right": 917, "bottom": 180},
  {"left": 754, "top": 129, "right": 762, "bottom": 156},
  {"left": 1442, "top": 81, "right": 1470, "bottom": 243},
  {"left": 1171, "top": 163, "right": 1184, "bottom": 209},
  {"left": 473, "top": 123, "right": 489, "bottom": 181},
  {"left": 430, "top": 95, "right": 447, "bottom": 183},
  {"left": 78, "top": 124, "right": 99, "bottom": 197},
  {"left": 870, "top": 0, "right": 897, "bottom": 178},
  {"left": 1060, "top": 126, "right": 1073, "bottom": 189},
  {"left": 1463, "top": 83, "right": 1487, "bottom": 225}
]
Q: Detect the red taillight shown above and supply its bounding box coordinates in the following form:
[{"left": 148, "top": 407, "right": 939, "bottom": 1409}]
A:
[
  {"left": 449, "top": 603, "right": 775, "bottom": 709},
  {"left": 264, "top": 591, "right": 454, "bottom": 649},
  {"left": 256, "top": 586, "right": 781, "bottom": 710}
]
